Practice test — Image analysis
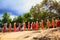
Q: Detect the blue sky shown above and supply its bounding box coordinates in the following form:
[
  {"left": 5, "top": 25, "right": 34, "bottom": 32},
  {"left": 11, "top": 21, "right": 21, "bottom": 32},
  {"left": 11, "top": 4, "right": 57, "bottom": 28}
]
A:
[
  {"left": 0, "top": 0, "right": 42, "bottom": 17},
  {"left": 0, "top": 0, "right": 59, "bottom": 19}
]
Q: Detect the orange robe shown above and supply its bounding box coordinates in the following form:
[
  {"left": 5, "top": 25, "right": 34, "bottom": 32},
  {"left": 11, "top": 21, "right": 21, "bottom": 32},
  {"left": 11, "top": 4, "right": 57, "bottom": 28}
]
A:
[
  {"left": 55, "top": 20, "right": 58, "bottom": 27},
  {"left": 8, "top": 24, "right": 11, "bottom": 32},
  {"left": 36, "top": 22, "right": 38, "bottom": 30},
  {"left": 24, "top": 23, "right": 26, "bottom": 31},
  {"left": 41, "top": 21, "right": 44, "bottom": 30},
  {"left": 28, "top": 23, "right": 30, "bottom": 31},
  {"left": 52, "top": 19, "right": 55, "bottom": 28},
  {"left": 34, "top": 23, "right": 36, "bottom": 30},
  {"left": 32, "top": 23, "right": 35, "bottom": 30},
  {"left": 3, "top": 24, "right": 6, "bottom": 32},
  {"left": 57, "top": 20, "right": 60, "bottom": 27},
  {"left": 14, "top": 24, "right": 16, "bottom": 32},
  {"left": 47, "top": 21, "right": 50, "bottom": 29},
  {"left": 18, "top": 24, "right": 21, "bottom": 31}
]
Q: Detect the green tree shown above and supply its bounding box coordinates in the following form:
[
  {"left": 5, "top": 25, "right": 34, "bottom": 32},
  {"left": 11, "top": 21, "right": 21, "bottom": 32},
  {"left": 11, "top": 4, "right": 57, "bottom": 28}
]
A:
[
  {"left": 8, "top": 18, "right": 12, "bottom": 23},
  {"left": 0, "top": 19, "right": 2, "bottom": 22},
  {"left": 2, "top": 12, "right": 10, "bottom": 23},
  {"left": 30, "top": 0, "right": 60, "bottom": 21},
  {"left": 16, "top": 16, "right": 23, "bottom": 23},
  {"left": 12, "top": 17, "right": 17, "bottom": 23},
  {"left": 22, "top": 12, "right": 31, "bottom": 22}
]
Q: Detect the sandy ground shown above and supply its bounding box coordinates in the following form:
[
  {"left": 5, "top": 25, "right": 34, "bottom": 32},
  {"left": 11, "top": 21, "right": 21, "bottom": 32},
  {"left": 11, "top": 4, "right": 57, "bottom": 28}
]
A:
[
  {"left": 0, "top": 28, "right": 60, "bottom": 40},
  {"left": 0, "top": 30, "right": 44, "bottom": 40}
]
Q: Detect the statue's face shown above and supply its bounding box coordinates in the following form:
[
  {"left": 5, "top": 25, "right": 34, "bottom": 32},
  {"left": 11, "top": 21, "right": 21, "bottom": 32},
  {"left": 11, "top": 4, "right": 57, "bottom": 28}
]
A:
[
  {"left": 52, "top": 19, "right": 54, "bottom": 20},
  {"left": 36, "top": 21, "right": 38, "bottom": 23},
  {"left": 32, "top": 22, "right": 33, "bottom": 24},
  {"left": 55, "top": 20, "right": 57, "bottom": 21},
  {"left": 28, "top": 22, "right": 30, "bottom": 24},
  {"left": 4, "top": 24, "right": 6, "bottom": 25},
  {"left": 39, "top": 22, "right": 41, "bottom": 24},
  {"left": 10, "top": 23, "right": 11, "bottom": 25},
  {"left": 24, "top": 22, "right": 25, "bottom": 24},
  {"left": 34, "top": 22, "right": 35, "bottom": 24},
  {"left": 47, "top": 19, "right": 49, "bottom": 22},
  {"left": 41, "top": 20, "right": 43, "bottom": 22},
  {"left": 14, "top": 23, "right": 16, "bottom": 25}
]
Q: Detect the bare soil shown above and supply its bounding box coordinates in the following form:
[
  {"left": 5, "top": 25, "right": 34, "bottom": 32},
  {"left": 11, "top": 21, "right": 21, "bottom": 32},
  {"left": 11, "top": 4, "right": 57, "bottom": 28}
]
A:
[{"left": 0, "top": 28, "right": 60, "bottom": 40}]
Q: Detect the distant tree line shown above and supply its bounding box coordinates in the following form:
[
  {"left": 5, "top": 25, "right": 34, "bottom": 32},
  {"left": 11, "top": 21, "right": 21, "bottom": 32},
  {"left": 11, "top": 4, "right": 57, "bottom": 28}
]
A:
[{"left": 0, "top": 0, "right": 60, "bottom": 28}]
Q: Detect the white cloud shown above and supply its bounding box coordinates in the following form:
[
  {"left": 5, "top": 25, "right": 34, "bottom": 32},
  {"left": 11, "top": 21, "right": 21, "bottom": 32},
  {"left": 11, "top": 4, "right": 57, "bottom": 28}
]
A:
[
  {"left": 8, "top": 12, "right": 17, "bottom": 20},
  {"left": 0, "top": 14, "right": 3, "bottom": 19},
  {"left": 20, "top": 0, "right": 42, "bottom": 12},
  {"left": 56, "top": 0, "right": 60, "bottom": 2},
  {"left": 10, "top": 15, "right": 16, "bottom": 20}
]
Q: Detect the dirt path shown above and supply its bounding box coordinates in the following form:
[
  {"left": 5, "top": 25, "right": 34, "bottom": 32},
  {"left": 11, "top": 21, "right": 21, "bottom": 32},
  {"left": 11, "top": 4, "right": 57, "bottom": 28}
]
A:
[
  {"left": 0, "top": 28, "right": 60, "bottom": 40},
  {"left": 0, "top": 30, "right": 43, "bottom": 40}
]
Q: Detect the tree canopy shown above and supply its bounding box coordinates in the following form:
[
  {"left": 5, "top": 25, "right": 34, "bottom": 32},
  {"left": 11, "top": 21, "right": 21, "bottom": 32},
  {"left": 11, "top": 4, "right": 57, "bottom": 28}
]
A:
[{"left": 0, "top": 0, "right": 60, "bottom": 24}]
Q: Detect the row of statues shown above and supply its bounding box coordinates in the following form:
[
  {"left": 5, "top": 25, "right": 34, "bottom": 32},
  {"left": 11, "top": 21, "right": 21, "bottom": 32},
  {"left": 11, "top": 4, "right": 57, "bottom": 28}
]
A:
[{"left": 3, "top": 19, "right": 59, "bottom": 32}]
